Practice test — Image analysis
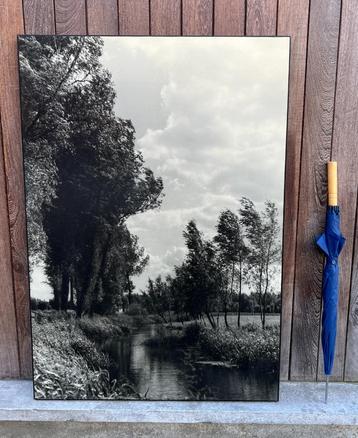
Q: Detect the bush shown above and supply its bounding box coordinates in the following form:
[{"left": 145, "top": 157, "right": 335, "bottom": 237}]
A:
[
  {"left": 70, "top": 336, "right": 109, "bottom": 369},
  {"left": 197, "top": 324, "right": 280, "bottom": 369},
  {"left": 243, "top": 322, "right": 261, "bottom": 332},
  {"left": 32, "top": 315, "right": 139, "bottom": 400},
  {"left": 78, "top": 316, "right": 124, "bottom": 341},
  {"left": 183, "top": 322, "right": 202, "bottom": 343},
  {"left": 125, "top": 302, "right": 148, "bottom": 317},
  {"left": 33, "top": 310, "right": 74, "bottom": 324},
  {"left": 31, "top": 298, "right": 51, "bottom": 311}
]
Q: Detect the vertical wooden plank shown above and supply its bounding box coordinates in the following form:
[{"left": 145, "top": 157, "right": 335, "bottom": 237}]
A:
[
  {"left": 331, "top": 0, "right": 358, "bottom": 382},
  {"left": 55, "top": 0, "right": 87, "bottom": 35},
  {"left": 118, "top": 0, "right": 150, "bottom": 35},
  {"left": 0, "top": 0, "right": 32, "bottom": 377},
  {"left": 23, "top": 0, "right": 56, "bottom": 34},
  {"left": 346, "top": 207, "right": 358, "bottom": 380},
  {"left": 182, "top": 0, "right": 213, "bottom": 36},
  {"left": 290, "top": 0, "right": 341, "bottom": 381},
  {"left": 0, "top": 119, "right": 20, "bottom": 378},
  {"left": 214, "top": 0, "right": 245, "bottom": 35},
  {"left": 277, "top": 0, "right": 310, "bottom": 380},
  {"left": 151, "top": 0, "right": 181, "bottom": 35},
  {"left": 246, "top": 0, "right": 277, "bottom": 36},
  {"left": 87, "top": 0, "right": 119, "bottom": 35}
]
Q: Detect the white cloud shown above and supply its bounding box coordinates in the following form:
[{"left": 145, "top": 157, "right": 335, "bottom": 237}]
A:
[{"left": 101, "top": 37, "right": 289, "bottom": 291}]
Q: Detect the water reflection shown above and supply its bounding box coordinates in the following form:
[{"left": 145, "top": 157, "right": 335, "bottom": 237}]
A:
[{"left": 102, "top": 324, "right": 278, "bottom": 401}]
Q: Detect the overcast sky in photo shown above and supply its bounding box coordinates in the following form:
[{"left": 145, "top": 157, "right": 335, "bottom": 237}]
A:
[{"left": 31, "top": 36, "right": 289, "bottom": 299}]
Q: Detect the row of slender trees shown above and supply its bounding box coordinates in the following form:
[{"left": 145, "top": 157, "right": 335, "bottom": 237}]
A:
[
  {"left": 143, "top": 198, "right": 281, "bottom": 329},
  {"left": 21, "top": 36, "right": 163, "bottom": 316}
]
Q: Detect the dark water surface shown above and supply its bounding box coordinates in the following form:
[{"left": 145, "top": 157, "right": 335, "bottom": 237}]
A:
[{"left": 102, "top": 324, "right": 279, "bottom": 401}]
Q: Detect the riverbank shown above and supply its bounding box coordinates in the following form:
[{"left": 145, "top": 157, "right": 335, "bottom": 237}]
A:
[
  {"left": 146, "top": 322, "right": 280, "bottom": 370},
  {"left": 32, "top": 311, "right": 140, "bottom": 400}
]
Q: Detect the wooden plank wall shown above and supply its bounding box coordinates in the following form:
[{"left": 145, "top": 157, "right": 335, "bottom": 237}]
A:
[{"left": 0, "top": 0, "right": 357, "bottom": 381}]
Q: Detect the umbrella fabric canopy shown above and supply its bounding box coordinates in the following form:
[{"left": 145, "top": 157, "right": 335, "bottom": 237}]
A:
[{"left": 316, "top": 205, "right": 345, "bottom": 376}]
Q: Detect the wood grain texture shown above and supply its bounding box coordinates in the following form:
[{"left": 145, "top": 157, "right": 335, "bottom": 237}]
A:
[
  {"left": 23, "top": 0, "right": 56, "bottom": 34},
  {"left": 151, "top": 0, "right": 181, "bottom": 35},
  {"left": 246, "top": 0, "right": 277, "bottom": 36},
  {"left": 214, "top": 0, "right": 245, "bottom": 35},
  {"left": 182, "top": 0, "right": 213, "bottom": 35},
  {"left": 290, "top": 0, "right": 341, "bottom": 381},
  {"left": 330, "top": 0, "right": 358, "bottom": 382},
  {"left": 0, "top": 118, "right": 20, "bottom": 378},
  {"left": 0, "top": 0, "right": 32, "bottom": 377},
  {"left": 345, "top": 205, "right": 358, "bottom": 380},
  {"left": 118, "top": 0, "right": 149, "bottom": 35},
  {"left": 55, "top": 0, "right": 87, "bottom": 35},
  {"left": 277, "top": 0, "right": 310, "bottom": 380},
  {"left": 87, "top": 0, "right": 119, "bottom": 35},
  {"left": 0, "top": 0, "right": 356, "bottom": 382}
]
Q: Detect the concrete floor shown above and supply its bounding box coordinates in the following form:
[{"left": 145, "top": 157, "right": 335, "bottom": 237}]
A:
[{"left": 0, "top": 380, "right": 357, "bottom": 437}]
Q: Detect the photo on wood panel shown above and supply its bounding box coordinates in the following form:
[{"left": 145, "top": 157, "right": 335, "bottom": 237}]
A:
[{"left": 18, "top": 36, "right": 289, "bottom": 401}]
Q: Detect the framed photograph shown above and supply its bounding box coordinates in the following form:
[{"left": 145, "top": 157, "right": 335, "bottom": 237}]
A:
[{"left": 19, "top": 35, "right": 289, "bottom": 401}]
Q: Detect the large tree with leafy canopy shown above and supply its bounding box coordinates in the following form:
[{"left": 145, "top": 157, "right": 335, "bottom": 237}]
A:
[
  {"left": 19, "top": 36, "right": 106, "bottom": 259},
  {"left": 19, "top": 36, "right": 163, "bottom": 314},
  {"left": 182, "top": 220, "right": 223, "bottom": 328}
]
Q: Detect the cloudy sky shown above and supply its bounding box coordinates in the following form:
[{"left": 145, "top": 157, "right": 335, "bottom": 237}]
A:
[
  {"left": 102, "top": 37, "right": 289, "bottom": 292},
  {"left": 31, "top": 36, "right": 289, "bottom": 299}
]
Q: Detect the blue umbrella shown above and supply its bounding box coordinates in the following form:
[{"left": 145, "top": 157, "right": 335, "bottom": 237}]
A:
[{"left": 316, "top": 162, "right": 345, "bottom": 403}]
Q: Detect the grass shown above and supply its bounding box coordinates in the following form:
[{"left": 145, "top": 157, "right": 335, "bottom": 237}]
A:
[
  {"left": 32, "top": 312, "right": 140, "bottom": 400},
  {"left": 167, "top": 313, "right": 280, "bottom": 330},
  {"left": 77, "top": 315, "right": 127, "bottom": 341},
  {"left": 145, "top": 319, "right": 280, "bottom": 371},
  {"left": 190, "top": 323, "right": 280, "bottom": 370}
]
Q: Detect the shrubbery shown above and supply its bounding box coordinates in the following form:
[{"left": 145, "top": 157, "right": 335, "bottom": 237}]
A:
[
  {"left": 125, "top": 302, "right": 148, "bottom": 317},
  {"left": 70, "top": 335, "right": 109, "bottom": 369},
  {"left": 145, "top": 321, "right": 279, "bottom": 370},
  {"left": 77, "top": 316, "right": 124, "bottom": 341},
  {"left": 32, "top": 314, "right": 139, "bottom": 399},
  {"left": 195, "top": 324, "right": 280, "bottom": 369}
]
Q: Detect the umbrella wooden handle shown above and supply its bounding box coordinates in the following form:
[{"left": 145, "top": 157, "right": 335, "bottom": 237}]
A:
[{"left": 328, "top": 161, "right": 338, "bottom": 206}]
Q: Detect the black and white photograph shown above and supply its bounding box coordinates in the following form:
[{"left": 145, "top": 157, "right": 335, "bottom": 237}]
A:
[{"left": 19, "top": 35, "right": 289, "bottom": 401}]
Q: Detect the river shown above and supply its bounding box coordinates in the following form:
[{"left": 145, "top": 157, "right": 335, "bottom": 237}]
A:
[{"left": 102, "top": 323, "right": 279, "bottom": 401}]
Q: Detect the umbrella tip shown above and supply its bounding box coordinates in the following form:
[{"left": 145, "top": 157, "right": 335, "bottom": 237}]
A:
[{"left": 325, "top": 375, "right": 329, "bottom": 404}]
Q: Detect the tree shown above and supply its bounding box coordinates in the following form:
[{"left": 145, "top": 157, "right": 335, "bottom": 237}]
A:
[
  {"left": 214, "top": 209, "right": 248, "bottom": 327},
  {"left": 20, "top": 36, "right": 164, "bottom": 314},
  {"left": 168, "top": 264, "right": 191, "bottom": 324},
  {"left": 19, "top": 36, "right": 105, "bottom": 259},
  {"left": 144, "top": 276, "right": 171, "bottom": 324},
  {"left": 239, "top": 198, "right": 280, "bottom": 328},
  {"left": 90, "top": 225, "right": 149, "bottom": 315},
  {"left": 182, "top": 221, "right": 224, "bottom": 328}
]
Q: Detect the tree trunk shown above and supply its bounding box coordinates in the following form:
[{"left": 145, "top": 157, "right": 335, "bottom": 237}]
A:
[
  {"left": 60, "top": 271, "right": 69, "bottom": 311},
  {"left": 237, "top": 260, "right": 242, "bottom": 328},
  {"left": 126, "top": 272, "right": 133, "bottom": 305},
  {"left": 69, "top": 277, "right": 74, "bottom": 308},
  {"left": 168, "top": 305, "right": 173, "bottom": 328},
  {"left": 79, "top": 226, "right": 110, "bottom": 316},
  {"left": 262, "top": 262, "right": 270, "bottom": 329},
  {"left": 225, "top": 262, "right": 235, "bottom": 329},
  {"left": 224, "top": 302, "right": 229, "bottom": 328},
  {"left": 205, "top": 311, "right": 216, "bottom": 329},
  {"left": 52, "top": 268, "right": 62, "bottom": 310},
  {"left": 258, "top": 266, "right": 264, "bottom": 326},
  {"left": 262, "top": 292, "right": 267, "bottom": 329}
]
